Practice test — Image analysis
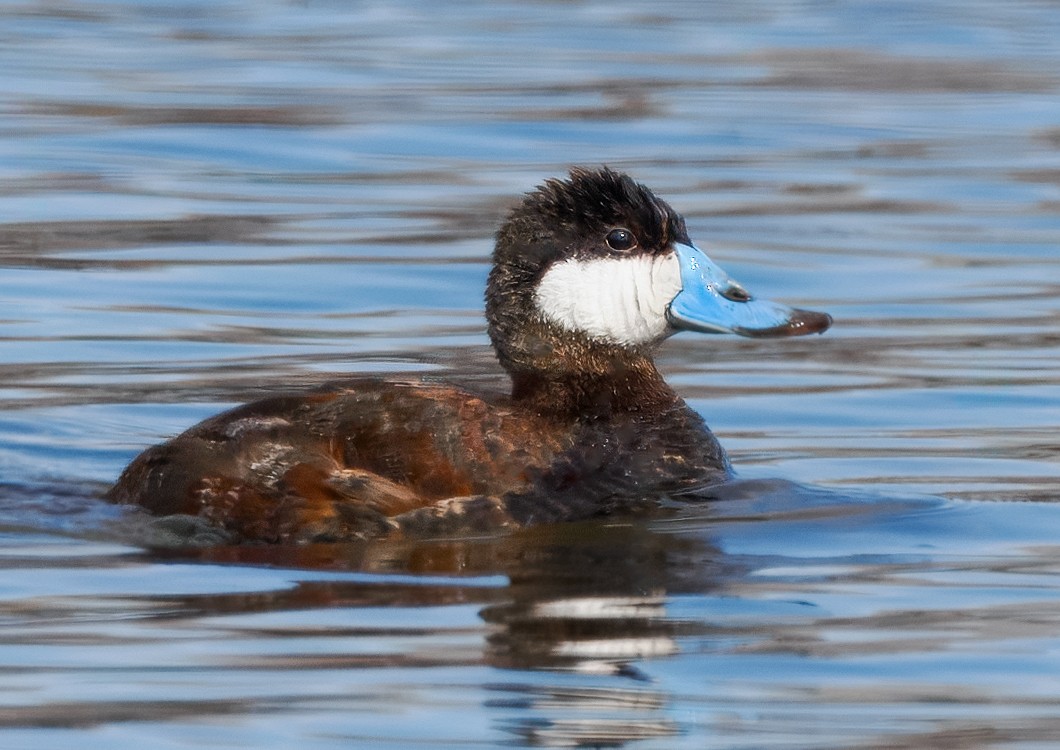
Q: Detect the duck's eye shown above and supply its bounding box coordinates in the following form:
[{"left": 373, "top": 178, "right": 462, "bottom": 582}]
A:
[{"left": 605, "top": 228, "right": 637, "bottom": 252}]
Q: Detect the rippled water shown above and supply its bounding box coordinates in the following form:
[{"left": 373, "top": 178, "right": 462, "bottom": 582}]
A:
[{"left": 2, "top": 1, "right": 1060, "bottom": 747}]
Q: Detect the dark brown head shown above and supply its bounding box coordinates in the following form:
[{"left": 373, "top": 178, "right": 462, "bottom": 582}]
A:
[{"left": 486, "top": 167, "right": 831, "bottom": 395}]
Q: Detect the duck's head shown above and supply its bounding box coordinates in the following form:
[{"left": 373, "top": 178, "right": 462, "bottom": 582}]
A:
[{"left": 486, "top": 167, "right": 831, "bottom": 384}]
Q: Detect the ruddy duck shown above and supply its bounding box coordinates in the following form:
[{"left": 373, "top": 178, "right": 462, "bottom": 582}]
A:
[{"left": 109, "top": 167, "right": 831, "bottom": 542}]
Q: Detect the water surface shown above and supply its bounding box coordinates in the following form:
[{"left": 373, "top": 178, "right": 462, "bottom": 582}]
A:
[{"left": 2, "top": 1, "right": 1060, "bottom": 748}]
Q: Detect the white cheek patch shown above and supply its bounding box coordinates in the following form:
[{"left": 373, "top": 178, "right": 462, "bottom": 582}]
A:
[{"left": 534, "top": 252, "right": 683, "bottom": 346}]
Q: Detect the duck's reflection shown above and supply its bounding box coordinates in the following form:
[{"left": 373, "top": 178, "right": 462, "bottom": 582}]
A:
[
  {"left": 117, "top": 479, "right": 927, "bottom": 747},
  {"left": 476, "top": 520, "right": 730, "bottom": 673},
  {"left": 145, "top": 511, "right": 733, "bottom": 747},
  {"left": 477, "top": 520, "right": 726, "bottom": 746}
]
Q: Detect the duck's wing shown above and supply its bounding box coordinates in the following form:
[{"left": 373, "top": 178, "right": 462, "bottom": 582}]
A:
[{"left": 109, "top": 380, "right": 568, "bottom": 542}]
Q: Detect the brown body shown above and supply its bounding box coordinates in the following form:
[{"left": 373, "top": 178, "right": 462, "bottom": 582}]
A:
[{"left": 109, "top": 374, "right": 728, "bottom": 543}]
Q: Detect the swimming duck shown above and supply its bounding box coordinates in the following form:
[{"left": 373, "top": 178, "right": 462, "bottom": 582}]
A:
[{"left": 108, "top": 167, "right": 831, "bottom": 542}]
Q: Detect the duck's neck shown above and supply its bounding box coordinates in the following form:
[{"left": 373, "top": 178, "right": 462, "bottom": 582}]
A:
[{"left": 509, "top": 354, "right": 682, "bottom": 419}]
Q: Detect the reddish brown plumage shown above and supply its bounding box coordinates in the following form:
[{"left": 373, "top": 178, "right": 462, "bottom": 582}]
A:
[
  {"left": 109, "top": 380, "right": 583, "bottom": 541},
  {"left": 109, "top": 371, "right": 728, "bottom": 542}
]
